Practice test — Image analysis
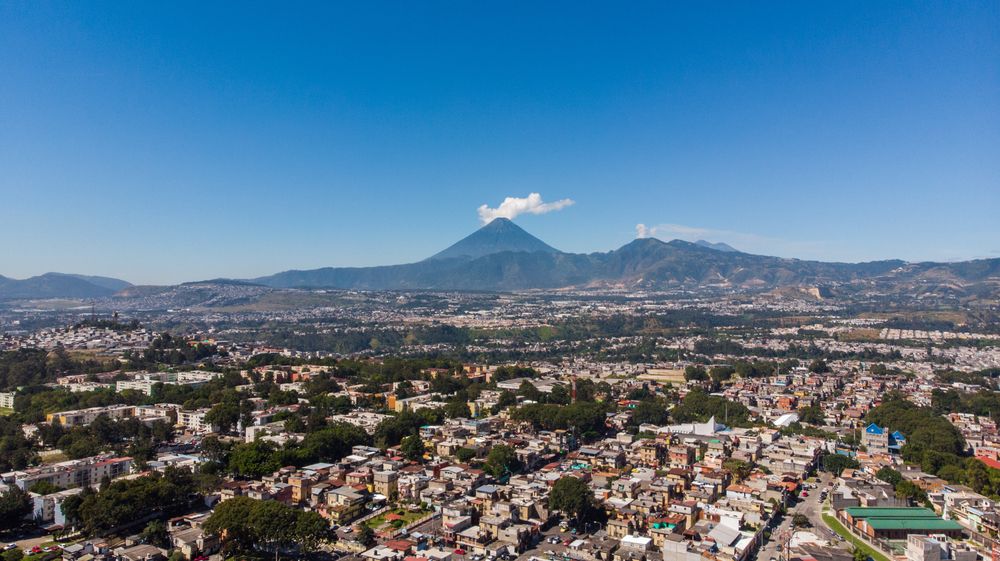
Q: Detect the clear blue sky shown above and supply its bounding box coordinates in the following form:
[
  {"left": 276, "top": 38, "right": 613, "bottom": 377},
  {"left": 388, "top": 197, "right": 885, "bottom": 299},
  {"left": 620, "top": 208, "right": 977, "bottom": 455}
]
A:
[{"left": 1, "top": 2, "right": 997, "bottom": 284}]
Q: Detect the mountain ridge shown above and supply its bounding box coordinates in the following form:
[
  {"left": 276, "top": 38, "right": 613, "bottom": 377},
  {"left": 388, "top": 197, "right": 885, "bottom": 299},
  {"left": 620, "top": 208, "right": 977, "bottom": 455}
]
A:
[
  {"left": 3, "top": 220, "right": 998, "bottom": 299},
  {"left": 0, "top": 272, "right": 133, "bottom": 300},
  {"left": 427, "top": 217, "right": 560, "bottom": 260}
]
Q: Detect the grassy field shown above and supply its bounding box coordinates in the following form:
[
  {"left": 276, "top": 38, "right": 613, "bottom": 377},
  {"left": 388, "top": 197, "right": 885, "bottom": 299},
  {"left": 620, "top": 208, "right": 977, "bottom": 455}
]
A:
[
  {"left": 0, "top": 406, "right": 13, "bottom": 416},
  {"left": 822, "top": 512, "right": 891, "bottom": 561}
]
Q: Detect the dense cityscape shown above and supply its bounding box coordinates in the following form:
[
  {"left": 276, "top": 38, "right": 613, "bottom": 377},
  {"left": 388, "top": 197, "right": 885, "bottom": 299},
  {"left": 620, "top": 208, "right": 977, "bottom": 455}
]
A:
[
  {"left": 3, "top": 4, "right": 997, "bottom": 561},
  {"left": 1, "top": 282, "right": 999, "bottom": 561}
]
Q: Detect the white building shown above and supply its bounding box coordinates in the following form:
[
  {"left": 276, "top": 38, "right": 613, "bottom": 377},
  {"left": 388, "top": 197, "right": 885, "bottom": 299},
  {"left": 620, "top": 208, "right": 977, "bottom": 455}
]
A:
[{"left": 3, "top": 455, "right": 132, "bottom": 491}]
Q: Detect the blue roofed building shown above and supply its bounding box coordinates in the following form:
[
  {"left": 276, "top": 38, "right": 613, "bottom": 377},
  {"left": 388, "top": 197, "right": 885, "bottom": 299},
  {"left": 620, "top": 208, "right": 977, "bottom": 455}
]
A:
[{"left": 862, "top": 423, "right": 905, "bottom": 455}]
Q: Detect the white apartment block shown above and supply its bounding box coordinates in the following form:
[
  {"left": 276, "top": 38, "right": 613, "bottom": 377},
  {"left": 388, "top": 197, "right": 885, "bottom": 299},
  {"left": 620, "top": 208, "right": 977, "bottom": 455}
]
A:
[
  {"left": 0, "top": 391, "right": 15, "bottom": 409},
  {"left": 3, "top": 455, "right": 132, "bottom": 491},
  {"left": 46, "top": 404, "right": 139, "bottom": 427},
  {"left": 177, "top": 408, "right": 217, "bottom": 433},
  {"left": 116, "top": 370, "right": 222, "bottom": 396}
]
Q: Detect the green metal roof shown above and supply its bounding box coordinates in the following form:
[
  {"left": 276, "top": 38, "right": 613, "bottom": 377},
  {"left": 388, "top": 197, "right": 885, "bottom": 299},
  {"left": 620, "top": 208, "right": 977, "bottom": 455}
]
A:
[
  {"left": 843, "top": 507, "right": 940, "bottom": 520},
  {"left": 864, "top": 518, "right": 963, "bottom": 531}
]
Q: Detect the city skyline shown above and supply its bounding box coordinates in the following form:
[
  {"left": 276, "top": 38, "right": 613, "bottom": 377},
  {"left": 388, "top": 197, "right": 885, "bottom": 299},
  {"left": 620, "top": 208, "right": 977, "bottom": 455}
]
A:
[{"left": 1, "top": 3, "right": 998, "bottom": 284}]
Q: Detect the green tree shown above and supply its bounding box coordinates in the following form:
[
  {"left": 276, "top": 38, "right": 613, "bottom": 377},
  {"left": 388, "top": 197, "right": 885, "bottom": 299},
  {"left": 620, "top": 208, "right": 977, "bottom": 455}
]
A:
[
  {"left": 809, "top": 359, "right": 831, "bottom": 374},
  {"left": 141, "top": 520, "right": 170, "bottom": 548},
  {"left": 401, "top": 435, "right": 426, "bottom": 462},
  {"left": 356, "top": 524, "right": 376, "bottom": 547},
  {"left": 204, "top": 497, "right": 256, "bottom": 555},
  {"left": 797, "top": 405, "right": 824, "bottom": 425},
  {"left": 792, "top": 513, "right": 810, "bottom": 528},
  {"left": 251, "top": 499, "right": 299, "bottom": 561},
  {"left": 630, "top": 399, "right": 670, "bottom": 427},
  {"left": 549, "top": 476, "right": 598, "bottom": 525},
  {"left": 228, "top": 440, "right": 281, "bottom": 478},
  {"left": 821, "top": 453, "right": 860, "bottom": 474},
  {"left": 484, "top": 445, "right": 521, "bottom": 478},
  {"left": 0, "top": 486, "right": 32, "bottom": 531},
  {"left": 723, "top": 459, "right": 752, "bottom": 483},
  {"left": 517, "top": 380, "right": 542, "bottom": 402},
  {"left": 895, "top": 480, "right": 928, "bottom": 505},
  {"left": 876, "top": 467, "right": 903, "bottom": 487},
  {"left": 455, "top": 447, "right": 477, "bottom": 463},
  {"left": 444, "top": 400, "right": 470, "bottom": 419},
  {"left": 684, "top": 365, "right": 708, "bottom": 382},
  {"left": 549, "top": 384, "right": 571, "bottom": 405}
]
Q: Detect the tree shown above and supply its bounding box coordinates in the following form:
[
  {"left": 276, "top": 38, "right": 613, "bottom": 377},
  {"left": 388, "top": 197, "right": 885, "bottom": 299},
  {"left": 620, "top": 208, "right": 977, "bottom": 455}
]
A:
[
  {"left": 876, "top": 467, "right": 903, "bottom": 487},
  {"left": 2, "top": 549, "right": 24, "bottom": 561},
  {"left": 497, "top": 390, "right": 518, "bottom": 408},
  {"left": 251, "top": 499, "right": 299, "bottom": 561},
  {"left": 295, "top": 510, "right": 330, "bottom": 552},
  {"left": 444, "top": 400, "right": 470, "bottom": 419},
  {"left": 630, "top": 400, "right": 669, "bottom": 427},
  {"left": 0, "top": 485, "right": 32, "bottom": 532},
  {"left": 549, "top": 476, "right": 598, "bottom": 525},
  {"left": 484, "top": 445, "right": 521, "bottom": 478},
  {"left": 356, "top": 524, "right": 376, "bottom": 547},
  {"left": 684, "top": 365, "right": 708, "bottom": 382},
  {"left": 709, "top": 366, "right": 735, "bottom": 384},
  {"left": 401, "top": 435, "right": 426, "bottom": 462},
  {"left": 228, "top": 440, "right": 281, "bottom": 478},
  {"left": 204, "top": 497, "right": 256, "bottom": 555},
  {"left": 821, "top": 453, "right": 860, "bottom": 474},
  {"left": 853, "top": 546, "right": 869, "bottom": 561},
  {"left": 809, "top": 359, "right": 831, "bottom": 374},
  {"left": 895, "top": 481, "right": 928, "bottom": 505},
  {"left": 792, "top": 514, "right": 811, "bottom": 528},
  {"left": 205, "top": 496, "right": 328, "bottom": 559},
  {"left": 723, "top": 459, "right": 752, "bottom": 483},
  {"left": 455, "top": 447, "right": 477, "bottom": 464},
  {"left": 141, "top": 520, "right": 170, "bottom": 548},
  {"left": 797, "top": 405, "right": 824, "bottom": 425},
  {"left": 517, "top": 379, "right": 543, "bottom": 402},
  {"left": 549, "top": 384, "right": 571, "bottom": 405},
  {"left": 205, "top": 401, "right": 240, "bottom": 434}
]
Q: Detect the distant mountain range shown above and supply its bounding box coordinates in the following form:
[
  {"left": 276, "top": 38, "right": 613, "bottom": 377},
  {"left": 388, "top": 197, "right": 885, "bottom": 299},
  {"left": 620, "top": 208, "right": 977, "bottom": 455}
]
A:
[
  {"left": 252, "top": 218, "right": 1000, "bottom": 295},
  {"left": 0, "top": 273, "right": 132, "bottom": 300},
  {"left": 2, "top": 218, "right": 998, "bottom": 299}
]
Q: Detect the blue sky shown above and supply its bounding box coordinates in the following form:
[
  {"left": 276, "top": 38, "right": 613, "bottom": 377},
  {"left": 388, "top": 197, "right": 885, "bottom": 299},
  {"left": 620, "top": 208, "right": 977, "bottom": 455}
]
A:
[{"left": 1, "top": 2, "right": 997, "bottom": 284}]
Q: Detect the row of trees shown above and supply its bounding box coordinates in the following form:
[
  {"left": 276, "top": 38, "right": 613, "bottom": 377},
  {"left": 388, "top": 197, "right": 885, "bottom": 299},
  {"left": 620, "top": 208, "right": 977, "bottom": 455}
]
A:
[
  {"left": 61, "top": 467, "right": 198, "bottom": 536},
  {"left": 203, "top": 496, "right": 328, "bottom": 560},
  {"left": 509, "top": 401, "right": 610, "bottom": 440}
]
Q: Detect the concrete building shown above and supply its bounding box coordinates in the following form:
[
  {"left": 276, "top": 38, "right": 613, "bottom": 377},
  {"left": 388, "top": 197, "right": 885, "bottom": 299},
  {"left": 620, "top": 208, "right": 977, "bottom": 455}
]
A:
[{"left": 4, "top": 455, "right": 132, "bottom": 491}]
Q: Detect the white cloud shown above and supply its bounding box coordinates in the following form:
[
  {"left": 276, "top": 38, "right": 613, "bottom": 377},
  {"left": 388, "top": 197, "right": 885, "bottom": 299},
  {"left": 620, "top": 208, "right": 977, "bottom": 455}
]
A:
[
  {"left": 635, "top": 222, "right": 829, "bottom": 257},
  {"left": 478, "top": 193, "right": 574, "bottom": 224}
]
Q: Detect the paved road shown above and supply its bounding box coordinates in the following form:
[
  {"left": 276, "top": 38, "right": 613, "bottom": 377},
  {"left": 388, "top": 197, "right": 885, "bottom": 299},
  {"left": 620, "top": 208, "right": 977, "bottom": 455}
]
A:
[{"left": 756, "top": 473, "right": 841, "bottom": 561}]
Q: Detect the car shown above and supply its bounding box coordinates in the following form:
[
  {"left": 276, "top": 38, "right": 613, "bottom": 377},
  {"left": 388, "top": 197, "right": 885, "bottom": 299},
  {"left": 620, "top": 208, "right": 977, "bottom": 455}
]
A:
[
  {"left": 801, "top": 491, "right": 808, "bottom": 497},
  {"left": 454, "top": 549, "right": 466, "bottom": 555},
  {"left": 3, "top": 545, "right": 16, "bottom": 552}
]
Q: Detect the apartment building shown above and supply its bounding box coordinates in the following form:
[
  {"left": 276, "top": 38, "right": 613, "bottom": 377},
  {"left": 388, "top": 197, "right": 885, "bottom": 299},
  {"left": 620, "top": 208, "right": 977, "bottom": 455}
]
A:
[{"left": 3, "top": 455, "right": 132, "bottom": 490}]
